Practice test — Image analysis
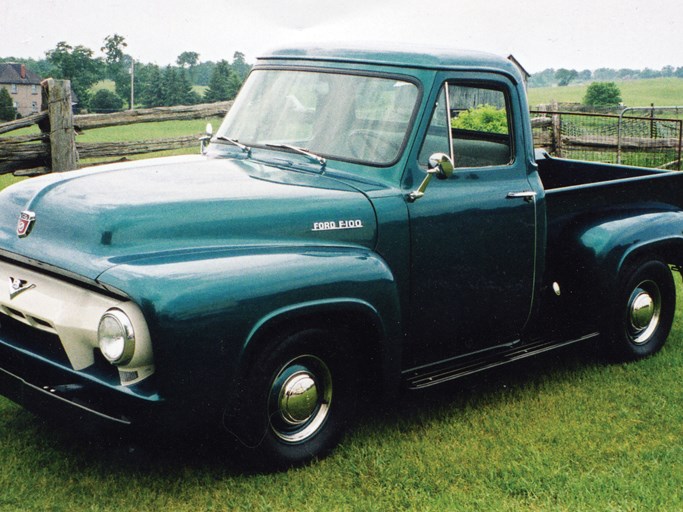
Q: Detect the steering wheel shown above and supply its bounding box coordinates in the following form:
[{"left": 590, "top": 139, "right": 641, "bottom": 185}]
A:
[{"left": 348, "top": 129, "right": 400, "bottom": 161}]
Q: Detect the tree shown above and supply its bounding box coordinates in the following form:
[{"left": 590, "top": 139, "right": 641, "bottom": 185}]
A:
[
  {"left": 160, "top": 66, "right": 198, "bottom": 106},
  {"left": 555, "top": 68, "right": 578, "bottom": 87},
  {"left": 204, "top": 60, "right": 232, "bottom": 102},
  {"left": 177, "top": 68, "right": 200, "bottom": 105},
  {"left": 583, "top": 82, "right": 622, "bottom": 107},
  {"left": 0, "top": 87, "right": 17, "bottom": 121},
  {"left": 193, "top": 61, "right": 215, "bottom": 86},
  {"left": 177, "top": 51, "right": 200, "bottom": 84},
  {"left": 140, "top": 64, "right": 165, "bottom": 107},
  {"left": 161, "top": 66, "right": 181, "bottom": 106},
  {"left": 593, "top": 68, "right": 618, "bottom": 81},
  {"left": 46, "top": 41, "right": 103, "bottom": 107},
  {"left": 177, "top": 51, "right": 200, "bottom": 68},
  {"left": 231, "top": 51, "right": 250, "bottom": 79},
  {"left": 101, "top": 34, "right": 127, "bottom": 69},
  {"left": 89, "top": 89, "right": 124, "bottom": 113},
  {"left": 528, "top": 68, "right": 556, "bottom": 88},
  {"left": 101, "top": 34, "right": 132, "bottom": 106},
  {"left": 578, "top": 69, "right": 592, "bottom": 82}
]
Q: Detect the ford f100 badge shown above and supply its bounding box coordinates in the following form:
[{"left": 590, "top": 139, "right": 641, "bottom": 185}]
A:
[{"left": 17, "top": 211, "right": 35, "bottom": 238}]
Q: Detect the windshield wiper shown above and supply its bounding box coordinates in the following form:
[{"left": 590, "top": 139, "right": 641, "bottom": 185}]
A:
[
  {"left": 266, "top": 143, "right": 326, "bottom": 167},
  {"left": 214, "top": 136, "right": 251, "bottom": 155}
]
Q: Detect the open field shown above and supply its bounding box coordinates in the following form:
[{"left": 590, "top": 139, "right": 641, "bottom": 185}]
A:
[
  {"left": 528, "top": 77, "right": 683, "bottom": 109},
  {"left": 0, "top": 163, "right": 682, "bottom": 512}
]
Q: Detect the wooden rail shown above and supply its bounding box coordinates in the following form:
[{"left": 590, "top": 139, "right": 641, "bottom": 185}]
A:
[{"left": 0, "top": 79, "right": 232, "bottom": 176}]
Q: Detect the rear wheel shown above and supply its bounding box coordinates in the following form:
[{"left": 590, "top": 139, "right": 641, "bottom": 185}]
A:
[
  {"left": 229, "top": 327, "right": 357, "bottom": 469},
  {"left": 606, "top": 260, "right": 675, "bottom": 361}
]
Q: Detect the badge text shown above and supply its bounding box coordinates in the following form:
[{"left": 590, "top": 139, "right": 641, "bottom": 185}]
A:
[{"left": 312, "top": 219, "right": 364, "bottom": 232}]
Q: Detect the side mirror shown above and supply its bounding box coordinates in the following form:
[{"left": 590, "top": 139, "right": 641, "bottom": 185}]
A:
[
  {"left": 409, "top": 153, "right": 454, "bottom": 202},
  {"left": 200, "top": 123, "right": 213, "bottom": 154},
  {"left": 428, "top": 152, "right": 454, "bottom": 179}
]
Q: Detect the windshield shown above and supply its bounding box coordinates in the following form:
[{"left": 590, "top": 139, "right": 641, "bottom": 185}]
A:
[{"left": 216, "top": 69, "right": 420, "bottom": 166}]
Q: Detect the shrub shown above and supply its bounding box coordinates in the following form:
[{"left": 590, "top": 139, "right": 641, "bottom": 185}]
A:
[
  {"left": 583, "top": 82, "right": 622, "bottom": 107},
  {"left": 452, "top": 104, "right": 508, "bottom": 134},
  {"left": 0, "top": 87, "right": 17, "bottom": 121},
  {"left": 89, "top": 89, "right": 124, "bottom": 113}
]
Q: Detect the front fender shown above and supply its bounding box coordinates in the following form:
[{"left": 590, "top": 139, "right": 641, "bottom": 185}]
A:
[{"left": 97, "top": 246, "right": 402, "bottom": 404}]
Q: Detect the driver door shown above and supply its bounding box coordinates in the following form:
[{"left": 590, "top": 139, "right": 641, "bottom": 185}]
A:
[{"left": 406, "top": 77, "right": 537, "bottom": 366}]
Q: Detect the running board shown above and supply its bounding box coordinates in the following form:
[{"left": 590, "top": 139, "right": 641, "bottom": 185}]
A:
[{"left": 403, "top": 332, "right": 600, "bottom": 390}]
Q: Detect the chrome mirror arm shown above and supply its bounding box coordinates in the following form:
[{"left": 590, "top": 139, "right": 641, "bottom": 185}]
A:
[{"left": 408, "top": 153, "right": 454, "bottom": 202}]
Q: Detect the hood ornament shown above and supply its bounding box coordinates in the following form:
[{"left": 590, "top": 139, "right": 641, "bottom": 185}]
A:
[
  {"left": 9, "top": 277, "right": 35, "bottom": 299},
  {"left": 17, "top": 210, "right": 36, "bottom": 238}
]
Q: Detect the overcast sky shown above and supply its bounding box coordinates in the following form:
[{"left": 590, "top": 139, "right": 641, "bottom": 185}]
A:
[{"left": 2, "top": 0, "right": 682, "bottom": 73}]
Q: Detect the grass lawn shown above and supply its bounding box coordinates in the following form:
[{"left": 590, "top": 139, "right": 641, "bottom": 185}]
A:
[
  {"left": 528, "top": 77, "right": 683, "bottom": 110},
  {"left": 0, "top": 173, "right": 24, "bottom": 190}
]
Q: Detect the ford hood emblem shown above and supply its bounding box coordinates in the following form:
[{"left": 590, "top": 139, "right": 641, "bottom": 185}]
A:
[{"left": 17, "top": 210, "right": 36, "bottom": 238}]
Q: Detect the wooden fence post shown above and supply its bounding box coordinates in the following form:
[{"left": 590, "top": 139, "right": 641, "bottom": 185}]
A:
[
  {"left": 41, "top": 78, "right": 78, "bottom": 172},
  {"left": 551, "top": 101, "right": 562, "bottom": 158}
]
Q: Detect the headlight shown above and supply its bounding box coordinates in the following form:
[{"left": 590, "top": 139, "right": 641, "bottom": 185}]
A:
[{"left": 98, "top": 309, "right": 136, "bottom": 365}]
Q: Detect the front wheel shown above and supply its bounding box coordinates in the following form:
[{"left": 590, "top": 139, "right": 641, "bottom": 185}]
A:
[
  {"left": 229, "top": 327, "right": 357, "bottom": 469},
  {"left": 605, "top": 259, "right": 675, "bottom": 361}
]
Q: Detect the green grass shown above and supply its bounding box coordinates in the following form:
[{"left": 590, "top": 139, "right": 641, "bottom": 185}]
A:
[
  {"left": 91, "top": 80, "right": 116, "bottom": 93},
  {"left": 0, "top": 173, "right": 24, "bottom": 190},
  {"left": 529, "top": 77, "right": 683, "bottom": 110},
  {"left": 0, "top": 228, "right": 681, "bottom": 512}
]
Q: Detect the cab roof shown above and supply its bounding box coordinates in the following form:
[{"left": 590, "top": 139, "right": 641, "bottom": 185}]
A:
[{"left": 259, "top": 43, "right": 522, "bottom": 82}]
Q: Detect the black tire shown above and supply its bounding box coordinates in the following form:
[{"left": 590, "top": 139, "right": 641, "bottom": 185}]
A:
[
  {"left": 606, "top": 259, "right": 675, "bottom": 362},
  {"left": 229, "top": 327, "right": 357, "bottom": 470}
]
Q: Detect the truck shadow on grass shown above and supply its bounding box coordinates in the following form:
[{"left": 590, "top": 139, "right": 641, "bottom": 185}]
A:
[{"left": 3, "top": 339, "right": 615, "bottom": 477}]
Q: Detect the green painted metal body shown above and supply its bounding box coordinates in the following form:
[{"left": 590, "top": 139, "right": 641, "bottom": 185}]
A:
[{"left": 1, "top": 45, "right": 683, "bottom": 429}]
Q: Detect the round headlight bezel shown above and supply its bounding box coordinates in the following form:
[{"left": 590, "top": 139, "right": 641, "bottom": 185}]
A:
[{"left": 98, "top": 309, "right": 136, "bottom": 365}]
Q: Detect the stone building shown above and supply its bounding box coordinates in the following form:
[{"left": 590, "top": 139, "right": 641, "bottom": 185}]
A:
[{"left": 0, "top": 63, "right": 42, "bottom": 118}]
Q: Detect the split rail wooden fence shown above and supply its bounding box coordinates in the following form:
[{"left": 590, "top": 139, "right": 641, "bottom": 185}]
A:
[{"left": 0, "top": 79, "right": 232, "bottom": 176}]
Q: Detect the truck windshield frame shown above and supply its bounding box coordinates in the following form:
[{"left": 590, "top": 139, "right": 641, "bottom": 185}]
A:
[{"left": 216, "top": 68, "right": 421, "bottom": 167}]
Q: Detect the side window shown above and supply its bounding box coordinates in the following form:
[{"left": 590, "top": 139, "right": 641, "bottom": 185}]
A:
[
  {"left": 450, "top": 84, "right": 512, "bottom": 168},
  {"left": 419, "top": 82, "right": 513, "bottom": 169}
]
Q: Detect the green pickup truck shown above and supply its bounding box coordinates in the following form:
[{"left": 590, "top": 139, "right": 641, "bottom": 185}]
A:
[{"left": 1, "top": 45, "right": 682, "bottom": 468}]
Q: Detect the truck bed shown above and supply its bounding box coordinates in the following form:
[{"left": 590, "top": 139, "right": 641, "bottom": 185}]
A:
[
  {"left": 536, "top": 151, "right": 670, "bottom": 190},
  {"left": 538, "top": 152, "right": 683, "bottom": 219}
]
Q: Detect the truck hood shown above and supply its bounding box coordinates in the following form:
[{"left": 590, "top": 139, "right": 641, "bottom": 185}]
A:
[{"left": 0, "top": 155, "right": 378, "bottom": 281}]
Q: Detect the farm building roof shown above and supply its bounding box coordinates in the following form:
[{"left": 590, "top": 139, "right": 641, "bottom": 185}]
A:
[{"left": 0, "top": 63, "right": 42, "bottom": 85}]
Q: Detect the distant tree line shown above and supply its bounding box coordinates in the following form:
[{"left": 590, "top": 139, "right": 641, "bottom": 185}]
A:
[
  {"left": 0, "top": 33, "right": 251, "bottom": 113},
  {"left": 530, "top": 65, "right": 683, "bottom": 88}
]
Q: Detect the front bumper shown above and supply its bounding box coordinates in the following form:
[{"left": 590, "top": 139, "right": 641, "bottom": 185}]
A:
[{"left": 0, "top": 317, "right": 162, "bottom": 430}]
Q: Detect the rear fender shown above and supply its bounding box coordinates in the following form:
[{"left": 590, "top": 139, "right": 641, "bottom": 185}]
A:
[{"left": 549, "top": 209, "right": 683, "bottom": 325}]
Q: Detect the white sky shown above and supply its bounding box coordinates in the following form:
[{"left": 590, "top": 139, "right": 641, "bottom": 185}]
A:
[{"left": 2, "top": 0, "right": 682, "bottom": 73}]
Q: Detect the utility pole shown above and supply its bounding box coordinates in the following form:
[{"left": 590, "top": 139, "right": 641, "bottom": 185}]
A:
[{"left": 130, "top": 59, "right": 135, "bottom": 110}]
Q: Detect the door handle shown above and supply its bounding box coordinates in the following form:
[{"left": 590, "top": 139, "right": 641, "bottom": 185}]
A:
[{"left": 506, "top": 191, "right": 537, "bottom": 202}]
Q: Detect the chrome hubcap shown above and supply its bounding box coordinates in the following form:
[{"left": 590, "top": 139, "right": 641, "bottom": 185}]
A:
[
  {"left": 269, "top": 355, "right": 332, "bottom": 443},
  {"left": 279, "top": 372, "right": 318, "bottom": 424},
  {"left": 627, "top": 281, "right": 661, "bottom": 344}
]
